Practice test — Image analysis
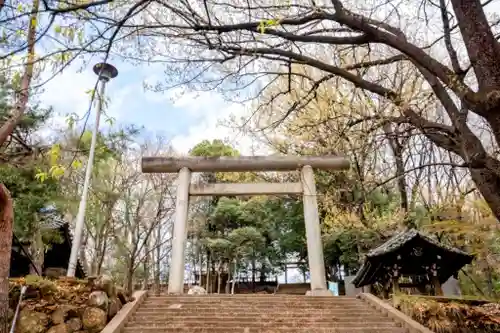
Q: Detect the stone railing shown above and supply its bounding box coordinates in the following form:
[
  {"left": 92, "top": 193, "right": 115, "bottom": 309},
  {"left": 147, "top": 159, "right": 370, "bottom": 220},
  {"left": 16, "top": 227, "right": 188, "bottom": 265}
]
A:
[
  {"left": 101, "top": 290, "right": 148, "bottom": 333},
  {"left": 357, "top": 293, "right": 435, "bottom": 333}
]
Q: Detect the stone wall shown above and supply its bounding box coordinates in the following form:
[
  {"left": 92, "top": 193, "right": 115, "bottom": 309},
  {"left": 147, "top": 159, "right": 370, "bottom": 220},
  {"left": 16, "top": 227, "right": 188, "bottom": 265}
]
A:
[{"left": 9, "top": 275, "right": 132, "bottom": 333}]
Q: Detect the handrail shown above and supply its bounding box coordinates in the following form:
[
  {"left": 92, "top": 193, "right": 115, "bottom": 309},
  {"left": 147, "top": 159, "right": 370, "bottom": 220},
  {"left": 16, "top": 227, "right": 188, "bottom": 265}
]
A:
[{"left": 9, "top": 285, "right": 27, "bottom": 333}]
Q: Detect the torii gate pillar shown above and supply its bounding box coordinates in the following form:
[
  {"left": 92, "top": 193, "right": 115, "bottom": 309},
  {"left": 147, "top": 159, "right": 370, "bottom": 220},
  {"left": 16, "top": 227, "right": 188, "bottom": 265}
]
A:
[{"left": 142, "top": 155, "right": 350, "bottom": 295}]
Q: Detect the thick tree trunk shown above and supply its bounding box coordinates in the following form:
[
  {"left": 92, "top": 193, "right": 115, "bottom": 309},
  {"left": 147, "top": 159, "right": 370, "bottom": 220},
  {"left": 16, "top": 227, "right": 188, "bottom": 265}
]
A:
[
  {"left": 450, "top": 0, "right": 500, "bottom": 92},
  {"left": 486, "top": 113, "right": 500, "bottom": 155},
  {"left": 469, "top": 168, "right": 500, "bottom": 220},
  {"left": 0, "top": 185, "right": 13, "bottom": 333}
]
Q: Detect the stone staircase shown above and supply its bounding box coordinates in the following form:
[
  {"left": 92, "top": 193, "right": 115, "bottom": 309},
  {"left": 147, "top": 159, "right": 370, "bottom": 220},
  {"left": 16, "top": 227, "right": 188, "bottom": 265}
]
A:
[{"left": 123, "top": 294, "right": 409, "bottom": 333}]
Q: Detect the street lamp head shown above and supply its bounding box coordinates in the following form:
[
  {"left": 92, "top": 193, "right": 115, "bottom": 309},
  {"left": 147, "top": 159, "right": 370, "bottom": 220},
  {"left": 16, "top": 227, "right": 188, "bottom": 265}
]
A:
[{"left": 93, "top": 62, "right": 118, "bottom": 82}]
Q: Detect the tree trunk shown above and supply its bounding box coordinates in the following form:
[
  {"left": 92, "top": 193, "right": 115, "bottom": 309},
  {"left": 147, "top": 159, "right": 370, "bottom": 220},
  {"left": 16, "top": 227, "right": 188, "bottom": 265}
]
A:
[
  {"left": 211, "top": 258, "right": 216, "bottom": 293},
  {"left": 448, "top": 1, "right": 500, "bottom": 216},
  {"left": 217, "top": 262, "right": 221, "bottom": 294},
  {"left": 143, "top": 240, "right": 149, "bottom": 290},
  {"left": 0, "top": 0, "right": 38, "bottom": 147},
  {"left": 95, "top": 235, "right": 108, "bottom": 276},
  {"left": 154, "top": 222, "right": 161, "bottom": 294},
  {"left": 383, "top": 124, "right": 409, "bottom": 212},
  {"left": 231, "top": 259, "right": 237, "bottom": 295},
  {"left": 251, "top": 256, "right": 256, "bottom": 292},
  {"left": 29, "top": 218, "right": 43, "bottom": 275},
  {"left": 205, "top": 252, "right": 210, "bottom": 293},
  {"left": 450, "top": 0, "right": 500, "bottom": 93},
  {"left": 0, "top": 185, "right": 13, "bottom": 333},
  {"left": 198, "top": 251, "right": 203, "bottom": 286},
  {"left": 225, "top": 262, "right": 231, "bottom": 294},
  {"left": 79, "top": 231, "right": 90, "bottom": 274},
  {"left": 469, "top": 168, "right": 500, "bottom": 220},
  {"left": 125, "top": 258, "right": 135, "bottom": 296}
]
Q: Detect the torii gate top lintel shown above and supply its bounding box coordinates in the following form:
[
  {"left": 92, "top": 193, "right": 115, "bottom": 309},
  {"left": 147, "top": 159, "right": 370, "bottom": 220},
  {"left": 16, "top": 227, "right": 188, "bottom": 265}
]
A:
[{"left": 141, "top": 155, "right": 350, "bottom": 173}]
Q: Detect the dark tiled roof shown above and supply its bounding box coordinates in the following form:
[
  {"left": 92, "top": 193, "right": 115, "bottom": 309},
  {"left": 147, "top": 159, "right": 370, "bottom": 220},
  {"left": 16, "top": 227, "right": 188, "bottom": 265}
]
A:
[
  {"left": 352, "top": 229, "right": 474, "bottom": 288},
  {"left": 366, "top": 229, "right": 470, "bottom": 258}
]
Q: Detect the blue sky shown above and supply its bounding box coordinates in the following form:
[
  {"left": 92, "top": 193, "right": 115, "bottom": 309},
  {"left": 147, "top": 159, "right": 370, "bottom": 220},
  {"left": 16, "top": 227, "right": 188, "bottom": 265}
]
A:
[{"left": 38, "top": 56, "right": 263, "bottom": 154}]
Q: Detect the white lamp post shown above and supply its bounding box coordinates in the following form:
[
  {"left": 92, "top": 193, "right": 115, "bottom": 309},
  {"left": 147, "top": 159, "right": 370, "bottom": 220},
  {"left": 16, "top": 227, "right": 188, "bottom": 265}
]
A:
[{"left": 67, "top": 62, "right": 118, "bottom": 277}]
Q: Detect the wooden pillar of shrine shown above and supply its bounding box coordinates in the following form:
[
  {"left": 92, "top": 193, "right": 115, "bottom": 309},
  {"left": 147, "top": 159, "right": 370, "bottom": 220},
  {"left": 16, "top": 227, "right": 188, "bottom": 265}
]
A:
[
  {"left": 392, "top": 263, "right": 401, "bottom": 295},
  {"left": 429, "top": 263, "right": 443, "bottom": 296}
]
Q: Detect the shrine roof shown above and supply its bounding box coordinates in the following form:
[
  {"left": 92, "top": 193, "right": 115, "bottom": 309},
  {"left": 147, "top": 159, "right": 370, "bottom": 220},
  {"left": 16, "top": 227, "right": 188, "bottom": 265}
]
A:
[
  {"left": 366, "top": 228, "right": 471, "bottom": 258},
  {"left": 352, "top": 229, "right": 474, "bottom": 288}
]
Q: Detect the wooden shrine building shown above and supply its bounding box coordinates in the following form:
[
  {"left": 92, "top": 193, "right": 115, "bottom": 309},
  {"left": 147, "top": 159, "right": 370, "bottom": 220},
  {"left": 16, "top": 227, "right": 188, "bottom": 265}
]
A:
[
  {"left": 352, "top": 229, "right": 473, "bottom": 298},
  {"left": 10, "top": 221, "right": 86, "bottom": 279}
]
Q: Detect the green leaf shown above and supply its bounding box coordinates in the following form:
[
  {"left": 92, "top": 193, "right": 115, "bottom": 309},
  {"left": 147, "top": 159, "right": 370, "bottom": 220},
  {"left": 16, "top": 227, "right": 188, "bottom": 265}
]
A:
[
  {"left": 105, "top": 117, "right": 115, "bottom": 126},
  {"left": 35, "top": 171, "right": 48, "bottom": 183},
  {"left": 71, "top": 159, "right": 83, "bottom": 169},
  {"left": 49, "top": 165, "right": 65, "bottom": 179},
  {"left": 66, "top": 114, "right": 76, "bottom": 129},
  {"left": 49, "top": 144, "right": 61, "bottom": 165}
]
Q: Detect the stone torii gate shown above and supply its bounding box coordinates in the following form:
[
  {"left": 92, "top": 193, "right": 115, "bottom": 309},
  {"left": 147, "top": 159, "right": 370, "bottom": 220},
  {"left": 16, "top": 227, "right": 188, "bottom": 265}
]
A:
[{"left": 141, "top": 155, "right": 350, "bottom": 295}]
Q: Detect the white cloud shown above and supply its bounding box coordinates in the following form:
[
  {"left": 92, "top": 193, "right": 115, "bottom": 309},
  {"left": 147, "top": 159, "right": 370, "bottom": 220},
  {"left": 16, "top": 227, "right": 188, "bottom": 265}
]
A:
[
  {"left": 36, "top": 60, "right": 142, "bottom": 141},
  {"left": 36, "top": 61, "right": 270, "bottom": 156},
  {"left": 169, "top": 91, "right": 270, "bottom": 155},
  {"left": 41, "top": 66, "right": 98, "bottom": 118}
]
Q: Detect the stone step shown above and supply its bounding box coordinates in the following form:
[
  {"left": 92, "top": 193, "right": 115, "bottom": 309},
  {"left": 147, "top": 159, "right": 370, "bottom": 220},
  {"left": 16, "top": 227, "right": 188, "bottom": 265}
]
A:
[
  {"left": 141, "top": 303, "right": 367, "bottom": 309},
  {"left": 149, "top": 294, "right": 343, "bottom": 297},
  {"left": 146, "top": 296, "right": 358, "bottom": 300},
  {"left": 126, "top": 324, "right": 400, "bottom": 330},
  {"left": 127, "top": 320, "right": 399, "bottom": 328},
  {"left": 123, "top": 327, "right": 406, "bottom": 333},
  {"left": 140, "top": 299, "right": 369, "bottom": 304},
  {"left": 136, "top": 306, "right": 374, "bottom": 312},
  {"left": 134, "top": 308, "right": 378, "bottom": 315},
  {"left": 144, "top": 298, "right": 363, "bottom": 305},
  {"left": 127, "top": 295, "right": 403, "bottom": 333},
  {"left": 137, "top": 303, "right": 376, "bottom": 309},
  {"left": 129, "top": 315, "right": 390, "bottom": 323}
]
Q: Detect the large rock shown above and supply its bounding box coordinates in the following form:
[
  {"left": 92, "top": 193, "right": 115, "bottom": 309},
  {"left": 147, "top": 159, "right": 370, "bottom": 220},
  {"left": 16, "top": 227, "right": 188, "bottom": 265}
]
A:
[
  {"left": 115, "top": 287, "right": 128, "bottom": 304},
  {"left": 187, "top": 286, "right": 207, "bottom": 295},
  {"left": 66, "top": 317, "right": 82, "bottom": 332},
  {"left": 16, "top": 309, "right": 50, "bottom": 333},
  {"left": 82, "top": 307, "right": 107, "bottom": 333},
  {"left": 108, "top": 297, "right": 122, "bottom": 319},
  {"left": 51, "top": 305, "right": 78, "bottom": 325},
  {"left": 93, "top": 275, "right": 115, "bottom": 298},
  {"left": 46, "top": 324, "right": 70, "bottom": 333},
  {"left": 87, "top": 291, "right": 109, "bottom": 311}
]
